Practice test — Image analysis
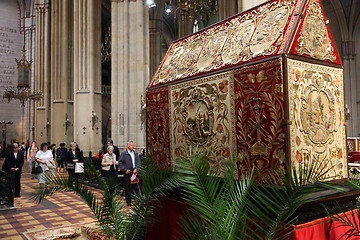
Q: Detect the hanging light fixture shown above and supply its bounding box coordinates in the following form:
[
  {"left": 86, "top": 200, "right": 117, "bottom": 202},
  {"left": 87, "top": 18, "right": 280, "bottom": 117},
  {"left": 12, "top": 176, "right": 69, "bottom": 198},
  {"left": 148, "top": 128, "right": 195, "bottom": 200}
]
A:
[
  {"left": 3, "top": 17, "right": 42, "bottom": 106},
  {"left": 146, "top": 0, "right": 156, "bottom": 8}
]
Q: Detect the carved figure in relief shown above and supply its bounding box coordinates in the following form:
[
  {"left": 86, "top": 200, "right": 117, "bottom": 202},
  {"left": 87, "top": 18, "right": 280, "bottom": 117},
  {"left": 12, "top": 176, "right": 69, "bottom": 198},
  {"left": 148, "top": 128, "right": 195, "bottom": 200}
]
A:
[
  {"left": 299, "top": 72, "right": 335, "bottom": 152},
  {"left": 250, "top": 5, "right": 289, "bottom": 55},
  {"left": 296, "top": 0, "right": 336, "bottom": 61},
  {"left": 182, "top": 92, "right": 215, "bottom": 145}
]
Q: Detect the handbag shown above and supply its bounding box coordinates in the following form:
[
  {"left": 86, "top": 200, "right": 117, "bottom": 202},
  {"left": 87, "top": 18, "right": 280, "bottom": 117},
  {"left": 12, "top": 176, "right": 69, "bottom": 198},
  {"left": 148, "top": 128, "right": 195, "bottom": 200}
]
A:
[
  {"left": 56, "top": 155, "right": 62, "bottom": 162},
  {"left": 130, "top": 173, "right": 139, "bottom": 184},
  {"left": 75, "top": 162, "right": 84, "bottom": 173},
  {"left": 66, "top": 163, "right": 75, "bottom": 170},
  {"left": 31, "top": 162, "right": 43, "bottom": 174}
]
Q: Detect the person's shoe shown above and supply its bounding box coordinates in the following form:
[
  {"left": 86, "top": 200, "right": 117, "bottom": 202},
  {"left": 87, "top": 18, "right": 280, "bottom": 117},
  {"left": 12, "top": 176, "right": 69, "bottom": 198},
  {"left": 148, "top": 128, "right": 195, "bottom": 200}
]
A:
[
  {"left": 31, "top": 177, "right": 35, "bottom": 179},
  {"left": 15, "top": 195, "right": 21, "bottom": 198}
]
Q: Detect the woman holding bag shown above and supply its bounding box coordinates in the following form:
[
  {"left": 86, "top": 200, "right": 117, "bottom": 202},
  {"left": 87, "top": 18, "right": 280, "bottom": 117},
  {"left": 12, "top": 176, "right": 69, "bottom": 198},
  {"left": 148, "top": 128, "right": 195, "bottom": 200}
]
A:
[
  {"left": 101, "top": 145, "right": 118, "bottom": 179},
  {"left": 65, "top": 142, "right": 82, "bottom": 186},
  {"left": 35, "top": 142, "right": 54, "bottom": 185}
]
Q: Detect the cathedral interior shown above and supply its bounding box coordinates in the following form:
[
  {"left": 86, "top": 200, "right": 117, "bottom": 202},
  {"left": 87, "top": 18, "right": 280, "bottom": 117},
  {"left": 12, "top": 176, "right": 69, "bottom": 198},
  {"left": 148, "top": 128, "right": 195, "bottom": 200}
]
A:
[
  {"left": 0, "top": 0, "right": 359, "bottom": 154},
  {"left": 0, "top": 0, "right": 360, "bottom": 239}
]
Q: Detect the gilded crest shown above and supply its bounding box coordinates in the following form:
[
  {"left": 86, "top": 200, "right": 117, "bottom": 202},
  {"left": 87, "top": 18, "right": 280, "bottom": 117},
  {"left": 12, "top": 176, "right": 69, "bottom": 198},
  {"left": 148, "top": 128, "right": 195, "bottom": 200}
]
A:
[
  {"left": 170, "top": 73, "right": 235, "bottom": 175},
  {"left": 181, "top": 89, "right": 215, "bottom": 145},
  {"left": 296, "top": 0, "right": 336, "bottom": 61},
  {"left": 288, "top": 59, "right": 346, "bottom": 180},
  {"left": 299, "top": 72, "right": 336, "bottom": 152}
]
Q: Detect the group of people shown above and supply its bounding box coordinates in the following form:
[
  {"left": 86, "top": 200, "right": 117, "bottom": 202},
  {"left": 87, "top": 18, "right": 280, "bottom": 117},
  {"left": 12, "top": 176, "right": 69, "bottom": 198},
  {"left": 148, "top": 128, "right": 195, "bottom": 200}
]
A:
[
  {"left": 101, "top": 140, "right": 141, "bottom": 206},
  {"left": 2, "top": 139, "right": 141, "bottom": 206},
  {"left": 2, "top": 141, "right": 83, "bottom": 198}
]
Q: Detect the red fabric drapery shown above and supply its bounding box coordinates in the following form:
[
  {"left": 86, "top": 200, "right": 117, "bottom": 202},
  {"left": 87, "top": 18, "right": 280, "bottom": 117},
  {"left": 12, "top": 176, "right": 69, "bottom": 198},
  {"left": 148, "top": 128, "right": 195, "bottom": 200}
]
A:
[
  {"left": 145, "top": 197, "right": 189, "bottom": 240},
  {"left": 145, "top": 197, "right": 359, "bottom": 240},
  {"left": 292, "top": 210, "right": 359, "bottom": 240}
]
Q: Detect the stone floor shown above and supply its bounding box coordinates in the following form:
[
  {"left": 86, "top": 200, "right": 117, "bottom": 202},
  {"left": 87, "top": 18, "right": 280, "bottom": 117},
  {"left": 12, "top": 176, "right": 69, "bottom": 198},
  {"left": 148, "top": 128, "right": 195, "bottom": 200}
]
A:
[{"left": 0, "top": 159, "right": 127, "bottom": 239}]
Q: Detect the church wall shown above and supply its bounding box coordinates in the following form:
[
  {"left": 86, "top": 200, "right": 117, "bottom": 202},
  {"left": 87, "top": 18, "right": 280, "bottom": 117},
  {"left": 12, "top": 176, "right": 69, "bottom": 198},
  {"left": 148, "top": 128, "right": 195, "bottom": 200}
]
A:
[{"left": 0, "top": 0, "right": 24, "bottom": 145}]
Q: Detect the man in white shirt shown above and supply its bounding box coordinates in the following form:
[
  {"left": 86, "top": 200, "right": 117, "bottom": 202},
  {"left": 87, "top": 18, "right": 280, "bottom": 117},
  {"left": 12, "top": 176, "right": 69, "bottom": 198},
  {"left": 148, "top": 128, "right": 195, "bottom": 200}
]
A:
[{"left": 119, "top": 141, "right": 141, "bottom": 206}]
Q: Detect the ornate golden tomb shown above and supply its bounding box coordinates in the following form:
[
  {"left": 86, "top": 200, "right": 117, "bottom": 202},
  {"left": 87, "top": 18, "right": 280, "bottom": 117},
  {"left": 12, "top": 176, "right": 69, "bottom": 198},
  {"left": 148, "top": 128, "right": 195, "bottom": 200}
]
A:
[{"left": 146, "top": 0, "right": 347, "bottom": 181}]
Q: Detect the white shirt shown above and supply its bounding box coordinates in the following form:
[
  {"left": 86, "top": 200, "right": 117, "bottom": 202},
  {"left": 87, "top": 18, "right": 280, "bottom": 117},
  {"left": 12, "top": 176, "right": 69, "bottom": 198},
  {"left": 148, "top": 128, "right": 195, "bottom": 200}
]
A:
[
  {"left": 35, "top": 150, "right": 53, "bottom": 161},
  {"left": 128, "top": 150, "right": 135, "bottom": 168},
  {"left": 13, "top": 152, "right": 18, "bottom": 159}
]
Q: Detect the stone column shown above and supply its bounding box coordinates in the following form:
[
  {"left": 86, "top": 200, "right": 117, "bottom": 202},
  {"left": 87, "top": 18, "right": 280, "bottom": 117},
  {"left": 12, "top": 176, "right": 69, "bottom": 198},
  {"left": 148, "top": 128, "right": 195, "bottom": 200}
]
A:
[
  {"left": 49, "top": 0, "right": 74, "bottom": 146},
  {"left": 238, "top": 0, "right": 242, "bottom": 12},
  {"left": 219, "top": 0, "right": 238, "bottom": 20},
  {"left": 178, "top": 10, "right": 194, "bottom": 38},
  {"left": 111, "top": 0, "right": 149, "bottom": 150},
  {"left": 73, "top": 0, "right": 102, "bottom": 155},
  {"left": 342, "top": 41, "right": 358, "bottom": 137},
  {"left": 34, "top": 0, "right": 51, "bottom": 143},
  {"left": 149, "top": 0, "right": 165, "bottom": 79}
]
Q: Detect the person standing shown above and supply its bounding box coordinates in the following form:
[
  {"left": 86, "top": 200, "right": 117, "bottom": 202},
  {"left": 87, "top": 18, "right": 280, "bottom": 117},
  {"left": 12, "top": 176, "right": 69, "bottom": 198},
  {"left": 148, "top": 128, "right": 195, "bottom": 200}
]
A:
[
  {"left": 56, "top": 143, "right": 67, "bottom": 173},
  {"left": 106, "top": 140, "right": 120, "bottom": 162},
  {"left": 27, "top": 141, "right": 38, "bottom": 179},
  {"left": 119, "top": 141, "right": 141, "bottom": 206},
  {"left": 102, "top": 145, "right": 118, "bottom": 179},
  {"left": 3, "top": 143, "right": 24, "bottom": 197},
  {"left": 35, "top": 142, "right": 54, "bottom": 185},
  {"left": 65, "top": 142, "right": 82, "bottom": 186}
]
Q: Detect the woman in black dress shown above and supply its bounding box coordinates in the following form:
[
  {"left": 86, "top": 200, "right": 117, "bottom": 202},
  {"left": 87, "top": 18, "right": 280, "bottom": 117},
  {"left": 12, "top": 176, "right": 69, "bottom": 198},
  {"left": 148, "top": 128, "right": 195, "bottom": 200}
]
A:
[{"left": 65, "top": 142, "right": 82, "bottom": 186}]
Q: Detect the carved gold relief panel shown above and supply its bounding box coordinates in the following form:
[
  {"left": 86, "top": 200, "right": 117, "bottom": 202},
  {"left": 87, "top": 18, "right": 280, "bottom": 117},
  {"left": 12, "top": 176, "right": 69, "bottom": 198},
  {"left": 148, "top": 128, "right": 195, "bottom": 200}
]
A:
[
  {"left": 287, "top": 59, "right": 346, "bottom": 180},
  {"left": 170, "top": 72, "right": 236, "bottom": 175},
  {"left": 290, "top": 0, "right": 341, "bottom": 64},
  {"left": 151, "top": 0, "right": 297, "bottom": 87}
]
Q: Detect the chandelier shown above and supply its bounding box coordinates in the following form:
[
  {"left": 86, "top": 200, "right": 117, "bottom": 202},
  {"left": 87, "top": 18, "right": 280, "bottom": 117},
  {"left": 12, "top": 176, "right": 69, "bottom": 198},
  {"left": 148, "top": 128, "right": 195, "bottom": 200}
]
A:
[
  {"left": 3, "top": 24, "right": 42, "bottom": 107},
  {"left": 3, "top": 88, "right": 42, "bottom": 107},
  {"left": 165, "top": 0, "right": 218, "bottom": 18}
]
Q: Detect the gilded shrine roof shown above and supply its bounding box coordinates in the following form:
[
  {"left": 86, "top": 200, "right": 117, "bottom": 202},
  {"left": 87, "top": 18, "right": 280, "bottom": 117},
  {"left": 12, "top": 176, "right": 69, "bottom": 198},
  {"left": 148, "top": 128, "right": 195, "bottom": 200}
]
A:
[{"left": 148, "top": 0, "right": 341, "bottom": 89}]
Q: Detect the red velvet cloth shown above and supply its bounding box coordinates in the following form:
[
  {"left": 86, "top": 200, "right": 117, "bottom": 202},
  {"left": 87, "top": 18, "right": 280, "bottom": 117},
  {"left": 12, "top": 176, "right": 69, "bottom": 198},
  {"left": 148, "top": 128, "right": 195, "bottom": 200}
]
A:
[
  {"left": 292, "top": 210, "right": 359, "bottom": 240},
  {"left": 234, "top": 59, "right": 286, "bottom": 179},
  {"left": 145, "top": 197, "right": 189, "bottom": 240},
  {"left": 350, "top": 153, "right": 360, "bottom": 163},
  {"left": 146, "top": 87, "right": 171, "bottom": 167},
  {"left": 145, "top": 197, "right": 359, "bottom": 240}
]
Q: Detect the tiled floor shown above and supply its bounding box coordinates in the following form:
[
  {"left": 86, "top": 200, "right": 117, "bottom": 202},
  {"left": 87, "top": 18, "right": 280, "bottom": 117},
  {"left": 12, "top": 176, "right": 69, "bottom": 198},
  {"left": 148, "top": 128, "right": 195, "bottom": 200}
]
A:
[{"left": 0, "top": 159, "right": 126, "bottom": 239}]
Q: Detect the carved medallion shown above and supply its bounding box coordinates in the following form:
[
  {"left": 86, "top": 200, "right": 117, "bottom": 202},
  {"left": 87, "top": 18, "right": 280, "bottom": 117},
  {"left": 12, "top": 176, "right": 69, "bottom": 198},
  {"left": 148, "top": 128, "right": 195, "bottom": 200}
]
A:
[
  {"left": 288, "top": 59, "right": 347, "bottom": 180},
  {"left": 299, "top": 72, "right": 335, "bottom": 152},
  {"left": 170, "top": 73, "right": 235, "bottom": 175},
  {"left": 196, "top": 29, "right": 228, "bottom": 72},
  {"left": 250, "top": 5, "right": 290, "bottom": 56},
  {"left": 222, "top": 20, "right": 255, "bottom": 65},
  {"left": 296, "top": 0, "right": 336, "bottom": 61},
  {"left": 181, "top": 89, "right": 215, "bottom": 145}
]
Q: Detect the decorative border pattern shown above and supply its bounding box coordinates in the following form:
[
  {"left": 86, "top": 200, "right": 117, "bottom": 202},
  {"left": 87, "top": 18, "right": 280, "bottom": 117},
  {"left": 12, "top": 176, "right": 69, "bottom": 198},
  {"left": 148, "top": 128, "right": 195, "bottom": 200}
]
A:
[
  {"left": 169, "top": 72, "right": 236, "bottom": 174},
  {"left": 146, "top": 87, "right": 171, "bottom": 167},
  {"left": 287, "top": 59, "right": 346, "bottom": 180}
]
